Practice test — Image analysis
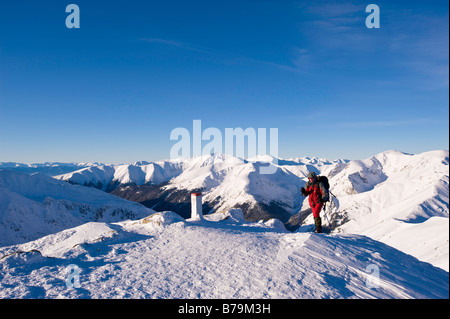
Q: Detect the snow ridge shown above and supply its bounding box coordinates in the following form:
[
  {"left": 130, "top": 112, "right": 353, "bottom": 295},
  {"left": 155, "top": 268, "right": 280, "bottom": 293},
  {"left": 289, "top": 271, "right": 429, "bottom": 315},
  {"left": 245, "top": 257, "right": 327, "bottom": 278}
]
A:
[
  {"left": 0, "top": 211, "right": 448, "bottom": 299},
  {"left": 0, "top": 150, "right": 448, "bottom": 299},
  {"left": 0, "top": 170, "right": 155, "bottom": 246}
]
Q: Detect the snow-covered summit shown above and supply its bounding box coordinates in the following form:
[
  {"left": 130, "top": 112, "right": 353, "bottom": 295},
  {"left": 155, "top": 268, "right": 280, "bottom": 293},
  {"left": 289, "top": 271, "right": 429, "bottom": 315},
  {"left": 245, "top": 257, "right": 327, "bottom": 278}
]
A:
[
  {"left": 52, "top": 153, "right": 343, "bottom": 191},
  {"left": 0, "top": 162, "right": 102, "bottom": 177},
  {"left": 0, "top": 170, "right": 155, "bottom": 246},
  {"left": 319, "top": 150, "right": 449, "bottom": 271},
  {"left": 0, "top": 150, "right": 448, "bottom": 299},
  {"left": 1, "top": 150, "right": 448, "bottom": 272},
  {"left": 0, "top": 210, "right": 447, "bottom": 299},
  {"left": 52, "top": 153, "right": 346, "bottom": 222}
]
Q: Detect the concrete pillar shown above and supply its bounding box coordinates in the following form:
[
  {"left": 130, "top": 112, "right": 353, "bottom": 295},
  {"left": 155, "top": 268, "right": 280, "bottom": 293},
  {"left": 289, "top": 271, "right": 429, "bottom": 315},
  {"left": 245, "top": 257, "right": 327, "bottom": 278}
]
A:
[{"left": 191, "top": 192, "right": 203, "bottom": 220}]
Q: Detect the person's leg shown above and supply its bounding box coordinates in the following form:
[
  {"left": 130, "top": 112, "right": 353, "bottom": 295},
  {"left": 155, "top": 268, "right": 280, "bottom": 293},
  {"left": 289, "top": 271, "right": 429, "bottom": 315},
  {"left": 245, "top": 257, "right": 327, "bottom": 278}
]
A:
[{"left": 312, "top": 203, "right": 323, "bottom": 233}]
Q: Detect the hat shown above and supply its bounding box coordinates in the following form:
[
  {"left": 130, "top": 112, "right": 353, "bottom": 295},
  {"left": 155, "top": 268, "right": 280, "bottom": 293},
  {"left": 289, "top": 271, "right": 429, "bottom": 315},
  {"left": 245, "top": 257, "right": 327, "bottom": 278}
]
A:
[{"left": 307, "top": 171, "right": 317, "bottom": 179}]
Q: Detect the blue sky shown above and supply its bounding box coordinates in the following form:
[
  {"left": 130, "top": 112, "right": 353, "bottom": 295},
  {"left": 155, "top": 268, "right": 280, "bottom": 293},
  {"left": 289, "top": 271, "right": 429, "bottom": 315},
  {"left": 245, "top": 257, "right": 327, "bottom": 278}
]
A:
[{"left": 0, "top": 0, "right": 448, "bottom": 164}]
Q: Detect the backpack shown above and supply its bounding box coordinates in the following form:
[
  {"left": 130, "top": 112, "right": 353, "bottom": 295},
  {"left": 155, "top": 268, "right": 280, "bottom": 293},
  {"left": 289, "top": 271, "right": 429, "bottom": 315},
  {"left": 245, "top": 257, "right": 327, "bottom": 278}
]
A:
[
  {"left": 317, "top": 175, "right": 330, "bottom": 202},
  {"left": 317, "top": 175, "right": 330, "bottom": 191}
]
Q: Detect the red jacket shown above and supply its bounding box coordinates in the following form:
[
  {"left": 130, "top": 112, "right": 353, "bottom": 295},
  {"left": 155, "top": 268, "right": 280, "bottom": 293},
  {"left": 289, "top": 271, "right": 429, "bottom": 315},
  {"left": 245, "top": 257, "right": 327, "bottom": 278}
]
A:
[{"left": 304, "top": 179, "right": 328, "bottom": 207}]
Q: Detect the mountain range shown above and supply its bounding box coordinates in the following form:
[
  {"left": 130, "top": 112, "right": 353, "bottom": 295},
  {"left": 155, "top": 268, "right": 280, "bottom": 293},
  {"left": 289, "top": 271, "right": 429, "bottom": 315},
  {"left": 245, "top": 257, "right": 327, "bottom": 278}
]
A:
[
  {"left": 0, "top": 149, "right": 448, "bottom": 298},
  {"left": 52, "top": 154, "right": 347, "bottom": 222},
  {"left": 0, "top": 170, "right": 154, "bottom": 246}
]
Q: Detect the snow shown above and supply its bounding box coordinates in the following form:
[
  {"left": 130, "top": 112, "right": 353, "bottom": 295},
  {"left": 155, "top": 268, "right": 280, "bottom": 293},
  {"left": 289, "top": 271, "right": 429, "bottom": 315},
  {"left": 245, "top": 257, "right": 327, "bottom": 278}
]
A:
[
  {"left": 0, "top": 170, "right": 155, "bottom": 246},
  {"left": 162, "top": 156, "right": 306, "bottom": 216},
  {"left": 329, "top": 150, "right": 449, "bottom": 271},
  {"left": 0, "top": 211, "right": 447, "bottom": 299},
  {"left": 0, "top": 149, "right": 449, "bottom": 299},
  {"left": 54, "top": 154, "right": 308, "bottom": 214},
  {"left": 0, "top": 162, "right": 102, "bottom": 177},
  {"left": 54, "top": 159, "right": 187, "bottom": 191}
]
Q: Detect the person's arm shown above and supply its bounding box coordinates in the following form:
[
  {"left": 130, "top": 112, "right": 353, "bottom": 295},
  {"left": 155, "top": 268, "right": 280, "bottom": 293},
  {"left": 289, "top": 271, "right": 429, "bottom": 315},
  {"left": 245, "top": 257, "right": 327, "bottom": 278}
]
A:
[
  {"left": 318, "top": 182, "right": 329, "bottom": 202},
  {"left": 301, "top": 182, "right": 312, "bottom": 196}
]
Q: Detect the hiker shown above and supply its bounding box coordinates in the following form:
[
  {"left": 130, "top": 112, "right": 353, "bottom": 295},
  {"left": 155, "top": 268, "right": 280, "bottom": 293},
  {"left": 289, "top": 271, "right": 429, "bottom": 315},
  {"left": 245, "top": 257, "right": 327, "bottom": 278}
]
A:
[{"left": 301, "top": 171, "right": 329, "bottom": 233}]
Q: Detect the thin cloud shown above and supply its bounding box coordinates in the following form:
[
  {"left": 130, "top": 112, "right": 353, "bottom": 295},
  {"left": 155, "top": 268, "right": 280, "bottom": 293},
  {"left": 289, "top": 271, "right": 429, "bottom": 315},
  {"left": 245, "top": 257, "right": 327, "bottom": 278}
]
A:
[
  {"left": 139, "top": 37, "right": 304, "bottom": 74},
  {"left": 295, "top": 1, "right": 449, "bottom": 89},
  {"left": 238, "top": 57, "right": 304, "bottom": 74},
  {"left": 304, "top": 2, "right": 362, "bottom": 18},
  {"left": 334, "top": 118, "right": 437, "bottom": 129},
  {"left": 139, "top": 38, "right": 216, "bottom": 54}
]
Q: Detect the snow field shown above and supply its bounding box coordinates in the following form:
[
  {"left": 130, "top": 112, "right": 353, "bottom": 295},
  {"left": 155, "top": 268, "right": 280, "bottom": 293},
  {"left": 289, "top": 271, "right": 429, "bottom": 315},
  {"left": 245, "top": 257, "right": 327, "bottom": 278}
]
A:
[
  {"left": 1, "top": 150, "right": 448, "bottom": 299},
  {"left": 1, "top": 211, "right": 448, "bottom": 299}
]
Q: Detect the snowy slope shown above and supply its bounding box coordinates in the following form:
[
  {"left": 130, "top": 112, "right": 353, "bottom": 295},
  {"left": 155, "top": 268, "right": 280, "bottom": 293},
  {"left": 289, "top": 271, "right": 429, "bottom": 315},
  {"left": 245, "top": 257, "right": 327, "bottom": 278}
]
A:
[
  {"left": 108, "top": 150, "right": 448, "bottom": 272},
  {"left": 303, "top": 150, "right": 449, "bottom": 271},
  {"left": 54, "top": 154, "right": 345, "bottom": 191},
  {"left": 56, "top": 154, "right": 345, "bottom": 221},
  {"left": 3, "top": 150, "right": 449, "bottom": 272},
  {"left": 0, "top": 162, "right": 102, "bottom": 177},
  {"left": 0, "top": 170, "right": 155, "bottom": 246},
  {"left": 0, "top": 211, "right": 448, "bottom": 299},
  {"left": 163, "top": 154, "right": 306, "bottom": 218},
  {"left": 54, "top": 160, "right": 185, "bottom": 191}
]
